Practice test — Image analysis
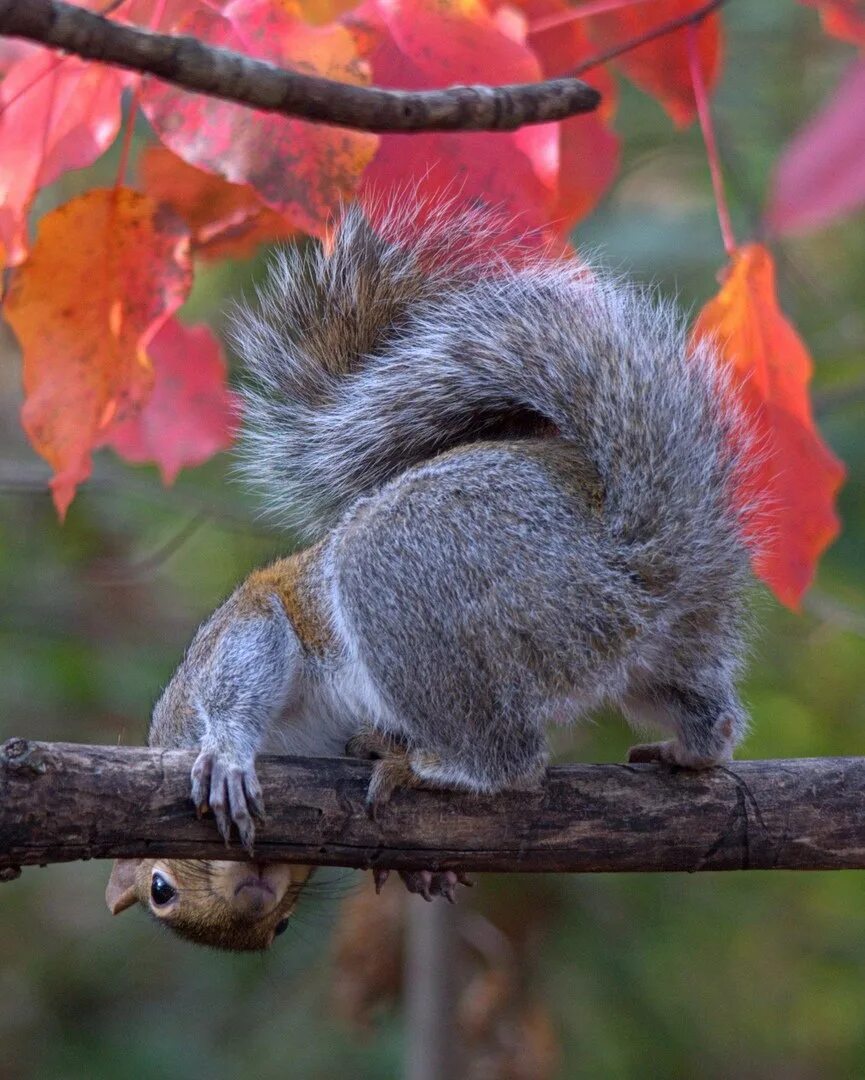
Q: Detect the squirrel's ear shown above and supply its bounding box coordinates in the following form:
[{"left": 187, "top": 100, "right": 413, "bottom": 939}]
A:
[{"left": 106, "top": 859, "right": 140, "bottom": 915}]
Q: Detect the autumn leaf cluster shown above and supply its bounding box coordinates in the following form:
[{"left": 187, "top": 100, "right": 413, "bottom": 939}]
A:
[{"left": 0, "top": 0, "right": 861, "bottom": 607}]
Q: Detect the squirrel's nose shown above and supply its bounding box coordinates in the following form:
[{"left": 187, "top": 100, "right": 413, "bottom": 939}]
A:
[{"left": 232, "top": 872, "right": 278, "bottom": 917}]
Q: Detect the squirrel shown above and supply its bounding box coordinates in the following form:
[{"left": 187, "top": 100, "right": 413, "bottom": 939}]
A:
[{"left": 105, "top": 199, "right": 754, "bottom": 951}]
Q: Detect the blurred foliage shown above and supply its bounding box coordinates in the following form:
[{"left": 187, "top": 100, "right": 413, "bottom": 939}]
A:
[{"left": 3, "top": 2, "right": 865, "bottom": 1077}]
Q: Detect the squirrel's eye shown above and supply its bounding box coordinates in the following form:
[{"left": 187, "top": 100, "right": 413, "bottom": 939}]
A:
[
  {"left": 274, "top": 918, "right": 290, "bottom": 937},
  {"left": 150, "top": 873, "right": 176, "bottom": 906}
]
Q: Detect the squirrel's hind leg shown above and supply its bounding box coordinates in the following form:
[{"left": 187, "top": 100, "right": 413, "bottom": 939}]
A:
[
  {"left": 623, "top": 679, "right": 747, "bottom": 769},
  {"left": 622, "top": 595, "right": 749, "bottom": 770},
  {"left": 344, "top": 727, "right": 457, "bottom": 811},
  {"left": 345, "top": 728, "right": 473, "bottom": 902},
  {"left": 329, "top": 447, "right": 562, "bottom": 807}
]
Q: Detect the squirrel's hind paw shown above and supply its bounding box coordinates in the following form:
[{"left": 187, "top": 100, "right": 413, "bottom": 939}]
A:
[
  {"left": 190, "top": 749, "right": 265, "bottom": 853},
  {"left": 399, "top": 869, "right": 473, "bottom": 903},
  {"left": 365, "top": 754, "right": 422, "bottom": 818},
  {"left": 344, "top": 727, "right": 424, "bottom": 818},
  {"left": 372, "top": 867, "right": 473, "bottom": 903},
  {"left": 627, "top": 739, "right": 732, "bottom": 769}
]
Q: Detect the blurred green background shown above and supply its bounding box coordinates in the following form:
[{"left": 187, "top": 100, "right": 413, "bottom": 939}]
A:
[{"left": 2, "top": 2, "right": 865, "bottom": 1077}]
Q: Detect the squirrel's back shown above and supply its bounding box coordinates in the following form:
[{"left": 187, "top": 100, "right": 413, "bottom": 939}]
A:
[{"left": 235, "top": 200, "right": 752, "bottom": 600}]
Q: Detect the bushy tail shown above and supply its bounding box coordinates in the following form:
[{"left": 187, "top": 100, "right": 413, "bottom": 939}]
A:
[
  {"left": 234, "top": 199, "right": 531, "bottom": 532},
  {"left": 235, "top": 201, "right": 751, "bottom": 586}
]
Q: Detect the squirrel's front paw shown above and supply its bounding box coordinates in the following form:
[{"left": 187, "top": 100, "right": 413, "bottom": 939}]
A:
[{"left": 190, "top": 748, "right": 265, "bottom": 853}]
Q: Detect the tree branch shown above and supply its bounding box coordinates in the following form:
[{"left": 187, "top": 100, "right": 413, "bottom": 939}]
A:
[
  {"left": 0, "top": 0, "right": 600, "bottom": 132},
  {"left": 3, "top": 739, "right": 865, "bottom": 877}
]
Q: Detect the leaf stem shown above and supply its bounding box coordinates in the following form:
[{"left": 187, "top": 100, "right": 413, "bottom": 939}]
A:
[
  {"left": 0, "top": 53, "right": 65, "bottom": 116},
  {"left": 114, "top": 84, "right": 139, "bottom": 189},
  {"left": 115, "top": 0, "right": 167, "bottom": 189},
  {"left": 687, "top": 21, "right": 736, "bottom": 256}
]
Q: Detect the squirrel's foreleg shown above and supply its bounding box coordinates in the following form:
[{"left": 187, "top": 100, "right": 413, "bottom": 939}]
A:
[{"left": 152, "top": 582, "right": 302, "bottom": 851}]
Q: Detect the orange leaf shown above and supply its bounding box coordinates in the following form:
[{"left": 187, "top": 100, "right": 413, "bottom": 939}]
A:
[
  {"left": 587, "top": 0, "right": 722, "bottom": 127},
  {"left": 692, "top": 243, "right": 844, "bottom": 609},
  {"left": 104, "top": 317, "right": 239, "bottom": 484},
  {"left": 139, "top": 146, "right": 297, "bottom": 259},
  {"left": 295, "top": 0, "right": 361, "bottom": 25},
  {"left": 140, "top": 0, "right": 378, "bottom": 237},
  {"left": 3, "top": 189, "right": 192, "bottom": 518},
  {"left": 0, "top": 51, "right": 128, "bottom": 263}
]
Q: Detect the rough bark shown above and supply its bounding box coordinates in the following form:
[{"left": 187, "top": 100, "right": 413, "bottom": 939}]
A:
[
  {"left": 0, "top": 0, "right": 600, "bottom": 133},
  {"left": 3, "top": 739, "right": 865, "bottom": 876}
]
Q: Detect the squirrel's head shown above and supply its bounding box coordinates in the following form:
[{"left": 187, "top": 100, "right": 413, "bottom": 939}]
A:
[{"left": 105, "top": 858, "right": 313, "bottom": 951}]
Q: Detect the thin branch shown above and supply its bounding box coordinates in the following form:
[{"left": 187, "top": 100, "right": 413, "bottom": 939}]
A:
[
  {"left": 804, "top": 589, "right": 865, "bottom": 640},
  {"left": 530, "top": 0, "right": 656, "bottom": 36},
  {"left": 3, "top": 739, "right": 865, "bottom": 875},
  {"left": 568, "top": 0, "right": 729, "bottom": 78},
  {"left": 405, "top": 901, "right": 459, "bottom": 1080},
  {"left": 0, "top": 0, "right": 600, "bottom": 133},
  {"left": 0, "top": 458, "right": 279, "bottom": 536},
  {"left": 86, "top": 510, "right": 209, "bottom": 584}
]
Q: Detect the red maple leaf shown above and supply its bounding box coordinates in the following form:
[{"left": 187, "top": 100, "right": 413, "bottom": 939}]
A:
[
  {"left": 355, "top": 0, "right": 564, "bottom": 247},
  {"left": 0, "top": 51, "right": 129, "bottom": 263},
  {"left": 105, "top": 316, "right": 239, "bottom": 484},
  {"left": 519, "top": 0, "right": 620, "bottom": 232},
  {"left": 140, "top": 0, "right": 378, "bottom": 237},
  {"left": 586, "top": 0, "right": 722, "bottom": 127},
  {"left": 765, "top": 59, "right": 865, "bottom": 236}
]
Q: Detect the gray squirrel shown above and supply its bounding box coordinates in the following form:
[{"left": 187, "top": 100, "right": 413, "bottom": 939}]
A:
[{"left": 105, "top": 200, "right": 753, "bottom": 951}]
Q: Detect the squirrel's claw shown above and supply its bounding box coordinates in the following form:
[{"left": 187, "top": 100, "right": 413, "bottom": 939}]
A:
[
  {"left": 438, "top": 871, "right": 474, "bottom": 903},
  {"left": 399, "top": 869, "right": 471, "bottom": 902},
  {"left": 345, "top": 727, "right": 421, "bottom": 819},
  {"left": 408, "top": 870, "right": 435, "bottom": 901},
  {"left": 190, "top": 751, "right": 212, "bottom": 820},
  {"left": 350, "top": 732, "right": 471, "bottom": 895},
  {"left": 243, "top": 770, "right": 266, "bottom": 825},
  {"left": 372, "top": 868, "right": 472, "bottom": 903},
  {"left": 372, "top": 867, "right": 390, "bottom": 894},
  {"left": 365, "top": 754, "right": 422, "bottom": 820},
  {"left": 190, "top": 749, "right": 264, "bottom": 854}
]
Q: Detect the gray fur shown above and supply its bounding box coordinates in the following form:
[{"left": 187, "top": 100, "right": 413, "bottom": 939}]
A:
[
  {"left": 151, "top": 593, "right": 299, "bottom": 760},
  {"left": 162, "top": 201, "right": 754, "bottom": 810}
]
